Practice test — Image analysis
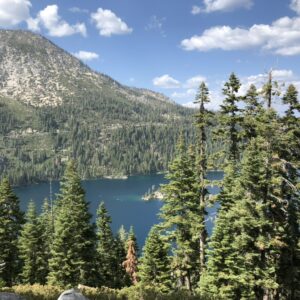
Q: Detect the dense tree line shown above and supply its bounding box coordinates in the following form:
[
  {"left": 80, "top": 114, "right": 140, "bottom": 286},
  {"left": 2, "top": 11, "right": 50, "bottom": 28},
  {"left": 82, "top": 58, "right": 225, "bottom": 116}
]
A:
[
  {"left": 0, "top": 72, "right": 299, "bottom": 299},
  {"left": 0, "top": 161, "right": 138, "bottom": 289},
  {"left": 0, "top": 90, "right": 224, "bottom": 185},
  {"left": 146, "top": 73, "right": 299, "bottom": 298}
]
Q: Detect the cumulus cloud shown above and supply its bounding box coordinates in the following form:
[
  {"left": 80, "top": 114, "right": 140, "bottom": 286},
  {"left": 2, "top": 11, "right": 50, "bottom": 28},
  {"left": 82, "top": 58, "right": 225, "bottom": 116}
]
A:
[
  {"left": 0, "top": 0, "right": 31, "bottom": 27},
  {"left": 29, "top": 5, "right": 87, "bottom": 37},
  {"left": 27, "top": 16, "right": 40, "bottom": 31},
  {"left": 182, "top": 90, "right": 223, "bottom": 111},
  {"left": 69, "top": 7, "right": 89, "bottom": 14},
  {"left": 153, "top": 74, "right": 181, "bottom": 89},
  {"left": 290, "top": 0, "right": 300, "bottom": 15},
  {"left": 73, "top": 51, "right": 99, "bottom": 61},
  {"left": 91, "top": 8, "right": 132, "bottom": 37},
  {"left": 181, "top": 69, "right": 298, "bottom": 111},
  {"left": 181, "top": 15, "right": 300, "bottom": 56},
  {"left": 145, "top": 15, "right": 166, "bottom": 37},
  {"left": 193, "top": 0, "right": 253, "bottom": 14},
  {"left": 243, "top": 69, "right": 293, "bottom": 89},
  {"left": 191, "top": 6, "right": 201, "bottom": 15},
  {"left": 184, "top": 75, "right": 207, "bottom": 88},
  {"left": 172, "top": 89, "right": 197, "bottom": 99}
]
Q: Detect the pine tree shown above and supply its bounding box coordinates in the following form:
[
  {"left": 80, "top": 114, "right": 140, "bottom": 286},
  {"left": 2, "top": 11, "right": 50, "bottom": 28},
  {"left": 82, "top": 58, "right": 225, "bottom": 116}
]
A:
[
  {"left": 213, "top": 74, "right": 243, "bottom": 213},
  {"left": 219, "top": 73, "right": 242, "bottom": 163},
  {"left": 18, "top": 201, "right": 46, "bottom": 284},
  {"left": 274, "top": 84, "right": 300, "bottom": 299},
  {"left": 96, "top": 202, "right": 116, "bottom": 287},
  {"left": 281, "top": 84, "right": 300, "bottom": 163},
  {"left": 37, "top": 198, "right": 54, "bottom": 284},
  {"left": 47, "top": 160, "right": 96, "bottom": 287},
  {"left": 194, "top": 82, "right": 210, "bottom": 274},
  {"left": 139, "top": 226, "right": 172, "bottom": 292},
  {"left": 159, "top": 135, "right": 200, "bottom": 291},
  {"left": 128, "top": 226, "right": 139, "bottom": 256},
  {"left": 243, "top": 84, "right": 263, "bottom": 140},
  {"left": 123, "top": 238, "right": 138, "bottom": 285},
  {"left": 200, "top": 138, "right": 277, "bottom": 299},
  {"left": 0, "top": 178, "right": 24, "bottom": 286},
  {"left": 113, "top": 234, "right": 130, "bottom": 288},
  {"left": 118, "top": 225, "right": 128, "bottom": 249}
]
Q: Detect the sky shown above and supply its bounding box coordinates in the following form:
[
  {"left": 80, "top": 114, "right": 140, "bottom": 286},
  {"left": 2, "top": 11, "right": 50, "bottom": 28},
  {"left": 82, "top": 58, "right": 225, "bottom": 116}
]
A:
[{"left": 1, "top": 0, "right": 300, "bottom": 109}]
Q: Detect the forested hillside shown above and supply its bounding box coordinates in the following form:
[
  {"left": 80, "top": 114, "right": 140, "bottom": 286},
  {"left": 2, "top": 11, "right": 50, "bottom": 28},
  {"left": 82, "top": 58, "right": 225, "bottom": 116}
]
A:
[
  {"left": 1, "top": 72, "right": 299, "bottom": 300},
  {"left": 0, "top": 30, "right": 200, "bottom": 185}
]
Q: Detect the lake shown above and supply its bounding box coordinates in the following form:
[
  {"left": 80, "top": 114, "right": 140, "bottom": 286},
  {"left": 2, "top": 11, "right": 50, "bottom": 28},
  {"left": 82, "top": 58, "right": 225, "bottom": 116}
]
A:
[{"left": 15, "top": 172, "right": 223, "bottom": 248}]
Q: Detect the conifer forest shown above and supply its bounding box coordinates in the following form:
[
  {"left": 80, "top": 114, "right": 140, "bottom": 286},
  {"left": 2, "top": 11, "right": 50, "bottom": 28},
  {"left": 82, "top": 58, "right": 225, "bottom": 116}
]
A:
[{"left": 1, "top": 71, "right": 299, "bottom": 300}]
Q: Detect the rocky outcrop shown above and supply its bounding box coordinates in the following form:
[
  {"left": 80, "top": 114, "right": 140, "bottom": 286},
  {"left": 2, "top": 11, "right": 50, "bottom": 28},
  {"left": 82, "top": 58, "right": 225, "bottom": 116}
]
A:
[
  {"left": 58, "top": 289, "right": 89, "bottom": 300},
  {"left": 0, "top": 293, "right": 25, "bottom": 300}
]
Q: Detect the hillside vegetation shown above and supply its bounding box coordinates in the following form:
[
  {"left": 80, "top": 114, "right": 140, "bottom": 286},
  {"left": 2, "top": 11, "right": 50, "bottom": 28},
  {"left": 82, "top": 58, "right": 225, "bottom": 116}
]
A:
[{"left": 0, "top": 30, "right": 197, "bottom": 185}]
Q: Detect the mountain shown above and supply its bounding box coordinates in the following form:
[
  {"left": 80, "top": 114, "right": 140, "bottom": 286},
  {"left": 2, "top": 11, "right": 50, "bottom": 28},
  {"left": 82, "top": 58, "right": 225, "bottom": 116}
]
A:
[{"left": 0, "top": 30, "right": 194, "bottom": 184}]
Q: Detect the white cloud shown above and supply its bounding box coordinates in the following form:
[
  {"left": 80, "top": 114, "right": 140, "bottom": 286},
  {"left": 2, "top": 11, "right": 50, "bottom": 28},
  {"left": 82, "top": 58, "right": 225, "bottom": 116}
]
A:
[
  {"left": 172, "top": 89, "right": 197, "bottom": 99},
  {"left": 182, "top": 90, "right": 223, "bottom": 111},
  {"left": 191, "top": 6, "right": 201, "bottom": 15},
  {"left": 29, "top": 5, "right": 87, "bottom": 37},
  {"left": 195, "top": 0, "right": 253, "bottom": 14},
  {"left": 91, "top": 8, "right": 132, "bottom": 37},
  {"left": 237, "top": 69, "right": 295, "bottom": 100},
  {"left": 153, "top": 74, "right": 181, "bottom": 89},
  {"left": 181, "top": 16, "right": 300, "bottom": 56},
  {"left": 69, "top": 7, "right": 89, "bottom": 14},
  {"left": 185, "top": 75, "right": 207, "bottom": 88},
  {"left": 290, "top": 0, "right": 300, "bottom": 15},
  {"left": 0, "top": 0, "right": 31, "bottom": 27},
  {"left": 182, "top": 69, "right": 298, "bottom": 111},
  {"left": 73, "top": 51, "right": 99, "bottom": 61},
  {"left": 145, "top": 15, "right": 166, "bottom": 37},
  {"left": 27, "top": 16, "right": 40, "bottom": 31}
]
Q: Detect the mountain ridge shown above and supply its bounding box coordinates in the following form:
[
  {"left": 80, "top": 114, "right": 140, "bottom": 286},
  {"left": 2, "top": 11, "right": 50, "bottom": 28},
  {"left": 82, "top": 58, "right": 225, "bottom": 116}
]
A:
[
  {"left": 0, "top": 29, "right": 194, "bottom": 185},
  {"left": 0, "top": 29, "right": 174, "bottom": 107}
]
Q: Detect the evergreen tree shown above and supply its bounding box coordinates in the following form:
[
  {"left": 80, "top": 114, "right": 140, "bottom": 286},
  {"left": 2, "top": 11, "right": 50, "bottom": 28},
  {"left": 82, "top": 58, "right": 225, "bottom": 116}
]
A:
[
  {"left": 113, "top": 234, "right": 130, "bottom": 288},
  {"left": 123, "top": 232, "right": 138, "bottom": 285},
  {"left": 200, "top": 138, "right": 277, "bottom": 299},
  {"left": 274, "top": 84, "right": 300, "bottom": 299},
  {"left": 0, "top": 178, "right": 24, "bottom": 286},
  {"left": 219, "top": 73, "right": 242, "bottom": 163},
  {"left": 243, "top": 84, "right": 263, "bottom": 140},
  {"left": 37, "top": 198, "right": 54, "bottom": 283},
  {"left": 118, "top": 225, "right": 128, "bottom": 249},
  {"left": 128, "top": 226, "right": 139, "bottom": 256},
  {"left": 96, "top": 202, "right": 116, "bottom": 287},
  {"left": 19, "top": 201, "right": 47, "bottom": 284},
  {"left": 47, "top": 160, "right": 96, "bottom": 287},
  {"left": 194, "top": 82, "right": 210, "bottom": 274},
  {"left": 139, "top": 226, "right": 172, "bottom": 292},
  {"left": 159, "top": 135, "right": 200, "bottom": 291}
]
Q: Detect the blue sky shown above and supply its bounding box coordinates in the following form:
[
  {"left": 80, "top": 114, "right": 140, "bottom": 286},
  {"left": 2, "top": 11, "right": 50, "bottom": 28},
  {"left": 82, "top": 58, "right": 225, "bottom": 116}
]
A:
[{"left": 1, "top": 0, "right": 300, "bottom": 109}]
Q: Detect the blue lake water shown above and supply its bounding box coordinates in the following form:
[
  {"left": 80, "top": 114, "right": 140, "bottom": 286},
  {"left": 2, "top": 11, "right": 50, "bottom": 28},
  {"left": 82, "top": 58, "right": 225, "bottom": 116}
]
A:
[{"left": 15, "top": 172, "right": 223, "bottom": 248}]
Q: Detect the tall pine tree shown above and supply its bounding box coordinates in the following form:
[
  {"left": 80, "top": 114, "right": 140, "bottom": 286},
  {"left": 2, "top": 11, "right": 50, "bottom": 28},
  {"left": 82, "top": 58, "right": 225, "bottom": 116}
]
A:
[
  {"left": 139, "top": 226, "right": 172, "bottom": 292},
  {"left": 0, "top": 178, "right": 24, "bottom": 286},
  {"left": 96, "top": 201, "right": 117, "bottom": 287},
  {"left": 194, "top": 82, "right": 211, "bottom": 275},
  {"left": 19, "top": 201, "right": 48, "bottom": 284},
  {"left": 159, "top": 135, "right": 200, "bottom": 291},
  {"left": 47, "top": 160, "right": 96, "bottom": 287}
]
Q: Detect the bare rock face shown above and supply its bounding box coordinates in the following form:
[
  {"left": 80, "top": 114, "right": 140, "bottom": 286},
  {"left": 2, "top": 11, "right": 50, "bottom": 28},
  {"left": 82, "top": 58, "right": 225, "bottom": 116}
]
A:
[
  {"left": 0, "top": 293, "right": 25, "bottom": 300},
  {"left": 57, "top": 289, "right": 89, "bottom": 300},
  {"left": 0, "top": 30, "right": 173, "bottom": 108}
]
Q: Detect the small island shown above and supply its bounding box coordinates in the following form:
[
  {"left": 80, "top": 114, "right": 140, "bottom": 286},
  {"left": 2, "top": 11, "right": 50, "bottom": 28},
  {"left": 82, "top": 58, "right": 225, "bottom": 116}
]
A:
[{"left": 142, "top": 185, "right": 164, "bottom": 201}]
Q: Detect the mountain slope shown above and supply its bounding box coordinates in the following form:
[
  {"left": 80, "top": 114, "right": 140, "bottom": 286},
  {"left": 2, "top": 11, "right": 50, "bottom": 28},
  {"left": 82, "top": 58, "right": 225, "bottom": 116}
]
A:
[{"left": 0, "top": 30, "right": 194, "bottom": 184}]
